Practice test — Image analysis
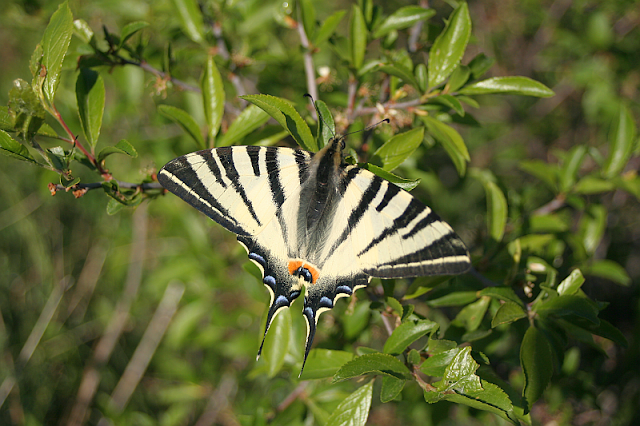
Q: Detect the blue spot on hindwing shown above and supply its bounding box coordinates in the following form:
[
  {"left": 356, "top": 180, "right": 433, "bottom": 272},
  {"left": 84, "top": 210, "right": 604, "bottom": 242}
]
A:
[
  {"left": 289, "top": 290, "right": 301, "bottom": 302},
  {"left": 249, "top": 252, "right": 266, "bottom": 266},
  {"left": 303, "top": 306, "right": 314, "bottom": 321},
  {"left": 336, "top": 285, "right": 352, "bottom": 295},
  {"left": 263, "top": 275, "right": 276, "bottom": 290},
  {"left": 319, "top": 296, "right": 333, "bottom": 309},
  {"left": 275, "top": 295, "right": 290, "bottom": 308}
]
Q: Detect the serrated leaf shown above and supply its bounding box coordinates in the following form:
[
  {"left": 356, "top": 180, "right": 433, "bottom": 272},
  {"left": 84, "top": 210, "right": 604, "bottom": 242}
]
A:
[
  {"left": 583, "top": 259, "right": 631, "bottom": 286},
  {"left": 240, "top": 94, "right": 316, "bottom": 151},
  {"left": 483, "top": 180, "right": 508, "bottom": 242},
  {"left": 313, "top": 99, "right": 335, "bottom": 149},
  {"left": 520, "top": 326, "right": 554, "bottom": 412},
  {"left": 120, "top": 21, "right": 149, "bottom": 46},
  {"left": 380, "top": 375, "right": 405, "bottom": 403},
  {"left": 171, "top": 0, "right": 204, "bottom": 43},
  {"left": 372, "top": 127, "right": 424, "bottom": 171},
  {"left": 158, "top": 104, "right": 205, "bottom": 150},
  {"left": 386, "top": 297, "right": 403, "bottom": 316},
  {"left": 314, "top": 10, "right": 346, "bottom": 45},
  {"left": 459, "top": 76, "right": 554, "bottom": 97},
  {"left": 360, "top": 163, "right": 421, "bottom": 191},
  {"left": 421, "top": 116, "right": 469, "bottom": 176},
  {"left": 372, "top": 6, "right": 435, "bottom": 38},
  {"left": 217, "top": 104, "right": 270, "bottom": 147},
  {"left": 41, "top": 1, "right": 73, "bottom": 101},
  {"left": 299, "top": 349, "right": 355, "bottom": 380},
  {"left": 349, "top": 5, "right": 367, "bottom": 70},
  {"left": 491, "top": 302, "right": 527, "bottom": 327},
  {"left": 602, "top": 103, "right": 636, "bottom": 178},
  {"left": 333, "top": 353, "right": 412, "bottom": 383},
  {"left": 436, "top": 346, "right": 482, "bottom": 393},
  {"left": 262, "top": 307, "right": 291, "bottom": 378},
  {"left": 0, "top": 130, "right": 38, "bottom": 164},
  {"left": 428, "top": 2, "right": 471, "bottom": 88},
  {"left": 326, "top": 381, "right": 373, "bottom": 426},
  {"left": 442, "top": 380, "right": 517, "bottom": 424},
  {"left": 421, "top": 348, "right": 461, "bottom": 377},
  {"left": 202, "top": 55, "right": 225, "bottom": 144},
  {"left": 557, "top": 269, "right": 585, "bottom": 295},
  {"left": 76, "top": 68, "right": 105, "bottom": 148},
  {"left": 383, "top": 319, "right": 439, "bottom": 355}
]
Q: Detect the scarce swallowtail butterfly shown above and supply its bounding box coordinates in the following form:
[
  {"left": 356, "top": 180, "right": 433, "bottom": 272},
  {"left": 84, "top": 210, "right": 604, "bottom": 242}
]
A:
[{"left": 158, "top": 134, "right": 471, "bottom": 374}]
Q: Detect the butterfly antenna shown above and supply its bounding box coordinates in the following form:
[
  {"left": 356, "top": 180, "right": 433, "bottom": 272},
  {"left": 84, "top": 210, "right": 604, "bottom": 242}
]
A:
[{"left": 341, "top": 118, "right": 390, "bottom": 138}]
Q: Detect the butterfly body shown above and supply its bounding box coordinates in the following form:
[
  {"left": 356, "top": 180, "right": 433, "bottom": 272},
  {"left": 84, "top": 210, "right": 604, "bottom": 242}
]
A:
[{"left": 159, "top": 137, "right": 470, "bottom": 372}]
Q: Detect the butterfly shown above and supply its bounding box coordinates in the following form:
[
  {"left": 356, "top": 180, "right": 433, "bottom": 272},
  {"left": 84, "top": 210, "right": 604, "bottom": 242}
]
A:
[{"left": 158, "top": 135, "right": 471, "bottom": 374}]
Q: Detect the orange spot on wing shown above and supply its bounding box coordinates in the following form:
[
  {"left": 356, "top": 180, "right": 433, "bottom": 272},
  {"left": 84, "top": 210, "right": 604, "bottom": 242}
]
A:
[
  {"left": 288, "top": 260, "right": 303, "bottom": 276},
  {"left": 288, "top": 259, "right": 320, "bottom": 284}
]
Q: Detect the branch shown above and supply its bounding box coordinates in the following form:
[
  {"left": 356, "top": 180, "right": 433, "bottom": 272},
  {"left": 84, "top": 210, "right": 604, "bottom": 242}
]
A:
[
  {"left": 532, "top": 194, "right": 566, "bottom": 216},
  {"left": 296, "top": 17, "right": 318, "bottom": 107}
]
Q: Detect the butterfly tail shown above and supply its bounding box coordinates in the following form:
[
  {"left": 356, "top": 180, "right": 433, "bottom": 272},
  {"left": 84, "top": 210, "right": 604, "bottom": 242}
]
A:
[{"left": 300, "top": 300, "right": 319, "bottom": 377}]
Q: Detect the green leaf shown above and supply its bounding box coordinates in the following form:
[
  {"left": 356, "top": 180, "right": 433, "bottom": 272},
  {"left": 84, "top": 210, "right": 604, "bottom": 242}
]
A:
[
  {"left": 97, "top": 139, "right": 138, "bottom": 164},
  {"left": 520, "top": 326, "right": 554, "bottom": 412},
  {"left": 0, "top": 130, "right": 38, "bottom": 164},
  {"left": 361, "top": 163, "right": 421, "bottom": 191},
  {"left": 386, "top": 297, "right": 403, "bottom": 316},
  {"left": 262, "top": 307, "right": 291, "bottom": 378},
  {"left": 479, "top": 287, "right": 525, "bottom": 307},
  {"left": 583, "top": 259, "right": 631, "bottom": 286},
  {"left": 602, "top": 103, "right": 637, "bottom": 178},
  {"left": 535, "top": 295, "right": 600, "bottom": 324},
  {"left": 383, "top": 319, "right": 439, "bottom": 355},
  {"left": 372, "top": 127, "right": 424, "bottom": 171},
  {"left": 41, "top": 1, "right": 74, "bottom": 101},
  {"left": 0, "top": 107, "right": 12, "bottom": 131},
  {"left": 441, "top": 381, "right": 517, "bottom": 424},
  {"left": 372, "top": 6, "right": 435, "bottom": 38},
  {"left": 436, "top": 346, "right": 482, "bottom": 393},
  {"left": 427, "top": 291, "right": 477, "bottom": 307},
  {"left": 171, "top": 0, "right": 204, "bottom": 43},
  {"left": 422, "top": 116, "right": 469, "bottom": 176},
  {"left": 446, "top": 65, "right": 471, "bottom": 93},
  {"left": 380, "top": 376, "right": 405, "bottom": 403},
  {"left": 299, "top": 349, "right": 355, "bottom": 380},
  {"left": 559, "top": 145, "right": 587, "bottom": 192},
  {"left": 414, "top": 63, "right": 427, "bottom": 92},
  {"left": 579, "top": 204, "right": 606, "bottom": 254},
  {"left": 314, "top": 10, "right": 346, "bottom": 45},
  {"left": 376, "top": 63, "right": 420, "bottom": 90},
  {"left": 120, "top": 21, "right": 149, "bottom": 46},
  {"left": 76, "top": 68, "right": 105, "bottom": 148},
  {"left": 467, "top": 53, "right": 495, "bottom": 79},
  {"left": 158, "top": 104, "right": 205, "bottom": 150},
  {"left": 574, "top": 175, "right": 616, "bottom": 194},
  {"left": 459, "top": 76, "right": 555, "bottom": 97},
  {"left": 333, "top": 353, "right": 412, "bottom": 383},
  {"left": 429, "top": 94, "right": 465, "bottom": 116},
  {"left": 483, "top": 180, "right": 508, "bottom": 242},
  {"left": 313, "top": 99, "right": 335, "bottom": 149},
  {"left": 428, "top": 2, "right": 471, "bottom": 88},
  {"left": 217, "top": 104, "right": 270, "bottom": 147},
  {"left": 298, "top": 0, "right": 316, "bottom": 42},
  {"left": 73, "top": 19, "right": 94, "bottom": 44},
  {"left": 454, "top": 297, "right": 490, "bottom": 332},
  {"left": 240, "top": 94, "right": 316, "bottom": 151},
  {"left": 8, "top": 79, "right": 46, "bottom": 140},
  {"left": 557, "top": 269, "right": 585, "bottom": 295},
  {"left": 519, "top": 160, "right": 558, "bottom": 191},
  {"left": 202, "top": 55, "right": 225, "bottom": 144},
  {"left": 349, "top": 5, "right": 367, "bottom": 70},
  {"left": 421, "top": 348, "right": 461, "bottom": 377},
  {"left": 491, "top": 302, "right": 527, "bottom": 327},
  {"left": 326, "top": 381, "right": 373, "bottom": 426}
]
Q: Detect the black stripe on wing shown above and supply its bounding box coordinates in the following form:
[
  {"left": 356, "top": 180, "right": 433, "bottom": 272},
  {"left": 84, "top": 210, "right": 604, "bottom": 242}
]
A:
[
  {"left": 217, "top": 146, "right": 262, "bottom": 226},
  {"left": 238, "top": 236, "right": 302, "bottom": 359},
  {"left": 158, "top": 153, "right": 249, "bottom": 236}
]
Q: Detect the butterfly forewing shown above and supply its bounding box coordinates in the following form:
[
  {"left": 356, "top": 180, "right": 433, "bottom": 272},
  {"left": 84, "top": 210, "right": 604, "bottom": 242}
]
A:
[{"left": 159, "top": 142, "right": 471, "bottom": 374}]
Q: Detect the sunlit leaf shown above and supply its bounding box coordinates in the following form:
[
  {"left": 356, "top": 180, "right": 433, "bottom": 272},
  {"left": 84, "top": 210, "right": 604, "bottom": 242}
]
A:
[
  {"left": 41, "top": 1, "right": 73, "bottom": 101},
  {"left": 428, "top": 2, "right": 471, "bottom": 88}
]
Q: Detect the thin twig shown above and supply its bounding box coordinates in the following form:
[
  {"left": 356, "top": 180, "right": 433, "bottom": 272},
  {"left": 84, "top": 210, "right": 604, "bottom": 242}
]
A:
[
  {"left": 106, "top": 282, "right": 185, "bottom": 414},
  {"left": 124, "top": 59, "right": 201, "bottom": 93},
  {"left": 296, "top": 16, "right": 318, "bottom": 109},
  {"left": 66, "top": 203, "right": 148, "bottom": 426},
  {"left": 194, "top": 374, "right": 239, "bottom": 426},
  {"left": 52, "top": 181, "right": 163, "bottom": 193},
  {"left": 346, "top": 76, "right": 358, "bottom": 122},
  {"left": 532, "top": 194, "right": 566, "bottom": 216},
  {"left": 267, "top": 382, "right": 309, "bottom": 423}
]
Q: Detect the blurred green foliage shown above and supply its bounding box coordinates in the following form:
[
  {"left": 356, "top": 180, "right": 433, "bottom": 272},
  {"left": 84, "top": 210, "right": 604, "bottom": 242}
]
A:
[{"left": 1, "top": 0, "right": 639, "bottom": 425}]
